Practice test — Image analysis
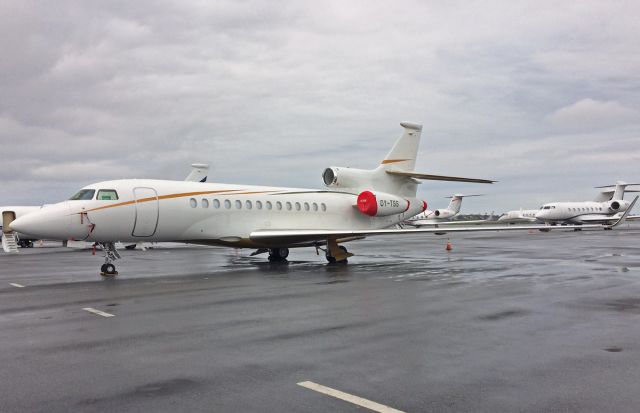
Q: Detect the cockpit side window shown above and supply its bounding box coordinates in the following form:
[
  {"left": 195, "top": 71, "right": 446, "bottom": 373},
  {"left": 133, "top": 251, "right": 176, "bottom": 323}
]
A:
[
  {"left": 97, "top": 189, "right": 119, "bottom": 200},
  {"left": 69, "top": 189, "right": 96, "bottom": 200}
]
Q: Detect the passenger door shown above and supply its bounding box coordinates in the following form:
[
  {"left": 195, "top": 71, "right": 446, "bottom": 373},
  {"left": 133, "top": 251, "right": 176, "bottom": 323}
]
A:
[{"left": 132, "top": 187, "right": 159, "bottom": 237}]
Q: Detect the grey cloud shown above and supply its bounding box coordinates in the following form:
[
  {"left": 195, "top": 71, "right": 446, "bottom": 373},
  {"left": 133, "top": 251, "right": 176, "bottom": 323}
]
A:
[{"left": 1, "top": 0, "right": 640, "bottom": 212}]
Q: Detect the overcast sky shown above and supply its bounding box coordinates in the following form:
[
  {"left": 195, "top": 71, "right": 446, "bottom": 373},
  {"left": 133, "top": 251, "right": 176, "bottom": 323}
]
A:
[{"left": 1, "top": 0, "right": 639, "bottom": 212}]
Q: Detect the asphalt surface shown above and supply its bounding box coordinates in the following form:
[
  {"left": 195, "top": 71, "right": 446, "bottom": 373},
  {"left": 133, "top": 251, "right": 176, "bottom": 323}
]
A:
[{"left": 2, "top": 225, "right": 640, "bottom": 412}]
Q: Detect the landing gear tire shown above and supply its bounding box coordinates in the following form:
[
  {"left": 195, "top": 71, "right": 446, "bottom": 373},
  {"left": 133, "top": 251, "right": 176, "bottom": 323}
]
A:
[
  {"left": 99, "top": 242, "right": 121, "bottom": 277},
  {"left": 100, "top": 263, "right": 118, "bottom": 277},
  {"left": 268, "top": 247, "right": 289, "bottom": 262},
  {"left": 326, "top": 246, "right": 348, "bottom": 264}
]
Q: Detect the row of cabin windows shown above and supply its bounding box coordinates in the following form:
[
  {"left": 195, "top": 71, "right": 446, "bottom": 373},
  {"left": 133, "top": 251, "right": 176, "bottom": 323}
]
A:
[
  {"left": 570, "top": 207, "right": 603, "bottom": 212},
  {"left": 190, "top": 198, "right": 327, "bottom": 212}
]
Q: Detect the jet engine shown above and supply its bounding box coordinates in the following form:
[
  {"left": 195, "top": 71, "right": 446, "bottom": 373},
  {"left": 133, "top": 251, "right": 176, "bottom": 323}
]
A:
[
  {"left": 608, "top": 200, "right": 630, "bottom": 212},
  {"left": 356, "top": 190, "right": 427, "bottom": 217},
  {"left": 322, "top": 167, "right": 373, "bottom": 189},
  {"left": 433, "top": 209, "right": 453, "bottom": 219},
  {"left": 609, "top": 200, "right": 621, "bottom": 211}
]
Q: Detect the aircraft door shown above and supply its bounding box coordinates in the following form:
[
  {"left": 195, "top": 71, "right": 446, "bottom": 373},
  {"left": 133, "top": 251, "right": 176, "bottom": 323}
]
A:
[
  {"left": 2, "top": 211, "right": 16, "bottom": 233},
  {"left": 132, "top": 187, "right": 159, "bottom": 237}
]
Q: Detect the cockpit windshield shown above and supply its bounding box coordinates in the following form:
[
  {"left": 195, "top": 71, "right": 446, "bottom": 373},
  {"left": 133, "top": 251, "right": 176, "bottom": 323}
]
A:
[
  {"left": 97, "top": 189, "right": 119, "bottom": 200},
  {"left": 69, "top": 189, "right": 95, "bottom": 200}
]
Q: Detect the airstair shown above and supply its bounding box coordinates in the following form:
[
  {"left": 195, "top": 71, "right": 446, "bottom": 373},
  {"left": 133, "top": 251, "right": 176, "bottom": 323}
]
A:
[{"left": 2, "top": 231, "right": 19, "bottom": 253}]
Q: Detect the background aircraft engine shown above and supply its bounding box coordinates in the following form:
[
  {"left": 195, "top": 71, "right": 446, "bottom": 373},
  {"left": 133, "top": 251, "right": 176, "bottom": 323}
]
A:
[
  {"left": 433, "top": 209, "right": 453, "bottom": 218},
  {"left": 357, "top": 190, "right": 420, "bottom": 217},
  {"left": 609, "top": 201, "right": 621, "bottom": 211}
]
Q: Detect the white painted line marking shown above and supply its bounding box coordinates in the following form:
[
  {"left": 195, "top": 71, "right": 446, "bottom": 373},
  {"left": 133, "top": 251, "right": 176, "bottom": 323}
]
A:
[
  {"left": 297, "top": 381, "right": 405, "bottom": 413},
  {"left": 9, "top": 283, "right": 25, "bottom": 288},
  {"left": 82, "top": 307, "right": 115, "bottom": 318}
]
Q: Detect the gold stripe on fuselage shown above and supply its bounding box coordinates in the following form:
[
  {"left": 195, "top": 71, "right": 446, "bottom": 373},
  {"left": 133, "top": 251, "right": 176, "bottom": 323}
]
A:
[{"left": 82, "top": 189, "right": 280, "bottom": 213}]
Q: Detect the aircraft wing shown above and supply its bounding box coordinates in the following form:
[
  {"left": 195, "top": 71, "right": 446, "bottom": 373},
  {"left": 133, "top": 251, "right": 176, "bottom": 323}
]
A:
[
  {"left": 250, "top": 222, "right": 607, "bottom": 245},
  {"left": 405, "top": 219, "right": 494, "bottom": 226},
  {"left": 250, "top": 197, "right": 638, "bottom": 245}
]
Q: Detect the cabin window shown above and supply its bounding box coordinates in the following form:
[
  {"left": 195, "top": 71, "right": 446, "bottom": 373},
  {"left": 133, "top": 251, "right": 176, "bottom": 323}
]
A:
[
  {"left": 295, "top": 202, "right": 301, "bottom": 211},
  {"left": 256, "top": 200, "right": 263, "bottom": 210},
  {"left": 276, "top": 201, "right": 282, "bottom": 210},
  {"left": 213, "top": 199, "right": 220, "bottom": 209},
  {"left": 266, "top": 201, "right": 272, "bottom": 210},
  {"left": 235, "top": 200, "right": 242, "bottom": 209},
  {"left": 286, "top": 202, "right": 292, "bottom": 211},
  {"left": 312, "top": 203, "right": 318, "bottom": 211},
  {"left": 97, "top": 189, "right": 119, "bottom": 200},
  {"left": 190, "top": 198, "right": 197, "bottom": 208},
  {"left": 69, "top": 189, "right": 96, "bottom": 200},
  {"left": 246, "top": 200, "right": 252, "bottom": 210},
  {"left": 202, "top": 199, "right": 209, "bottom": 208},
  {"left": 304, "top": 202, "right": 310, "bottom": 211},
  {"left": 224, "top": 199, "right": 231, "bottom": 209},
  {"left": 321, "top": 203, "right": 327, "bottom": 212}
]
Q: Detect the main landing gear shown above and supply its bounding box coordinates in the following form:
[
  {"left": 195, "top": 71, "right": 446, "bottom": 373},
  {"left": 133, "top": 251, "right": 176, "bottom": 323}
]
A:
[
  {"left": 324, "top": 238, "right": 353, "bottom": 264},
  {"left": 18, "top": 239, "right": 34, "bottom": 248},
  {"left": 99, "top": 242, "right": 121, "bottom": 277},
  {"left": 268, "top": 247, "right": 289, "bottom": 262}
]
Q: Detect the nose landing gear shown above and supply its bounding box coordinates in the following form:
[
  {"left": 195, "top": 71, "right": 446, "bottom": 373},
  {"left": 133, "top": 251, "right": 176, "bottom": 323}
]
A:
[{"left": 99, "top": 242, "right": 121, "bottom": 277}]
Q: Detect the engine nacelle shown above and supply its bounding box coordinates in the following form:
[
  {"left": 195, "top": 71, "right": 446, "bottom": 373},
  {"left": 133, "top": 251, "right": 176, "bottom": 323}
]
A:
[
  {"left": 323, "top": 167, "right": 374, "bottom": 189},
  {"left": 433, "top": 209, "right": 453, "bottom": 219},
  {"left": 608, "top": 200, "right": 630, "bottom": 212},
  {"left": 357, "top": 190, "right": 427, "bottom": 217}
]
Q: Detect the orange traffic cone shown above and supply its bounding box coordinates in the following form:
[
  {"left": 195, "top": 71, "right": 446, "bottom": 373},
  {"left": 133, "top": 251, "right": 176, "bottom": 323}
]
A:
[{"left": 446, "top": 239, "right": 453, "bottom": 251}]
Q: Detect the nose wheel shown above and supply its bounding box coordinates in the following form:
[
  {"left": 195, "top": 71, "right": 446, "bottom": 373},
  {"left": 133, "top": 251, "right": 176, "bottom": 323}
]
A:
[{"left": 99, "top": 242, "right": 120, "bottom": 277}]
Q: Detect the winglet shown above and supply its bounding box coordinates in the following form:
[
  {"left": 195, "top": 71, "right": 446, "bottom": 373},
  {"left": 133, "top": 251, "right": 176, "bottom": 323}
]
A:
[{"left": 611, "top": 195, "right": 638, "bottom": 228}]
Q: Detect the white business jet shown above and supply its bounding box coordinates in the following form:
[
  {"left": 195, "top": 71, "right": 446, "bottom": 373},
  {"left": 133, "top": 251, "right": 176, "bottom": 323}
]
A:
[
  {"left": 497, "top": 209, "right": 540, "bottom": 224},
  {"left": 404, "top": 194, "right": 483, "bottom": 226},
  {"left": 535, "top": 182, "right": 640, "bottom": 225},
  {"left": 499, "top": 182, "right": 640, "bottom": 225},
  {"left": 10, "top": 123, "right": 629, "bottom": 277},
  {"left": 1, "top": 163, "right": 210, "bottom": 253}
]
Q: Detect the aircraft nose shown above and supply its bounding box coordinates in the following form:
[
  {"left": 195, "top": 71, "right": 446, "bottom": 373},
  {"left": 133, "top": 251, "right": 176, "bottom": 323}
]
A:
[{"left": 10, "top": 203, "right": 70, "bottom": 239}]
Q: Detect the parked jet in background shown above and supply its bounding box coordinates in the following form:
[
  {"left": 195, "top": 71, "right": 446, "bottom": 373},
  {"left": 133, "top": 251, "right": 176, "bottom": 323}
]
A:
[
  {"left": 498, "top": 208, "right": 539, "bottom": 224},
  {"left": 498, "top": 182, "right": 640, "bottom": 225},
  {"left": 10, "top": 122, "right": 625, "bottom": 277},
  {"left": 404, "top": 194, "right": 483, "bottom": 226}
]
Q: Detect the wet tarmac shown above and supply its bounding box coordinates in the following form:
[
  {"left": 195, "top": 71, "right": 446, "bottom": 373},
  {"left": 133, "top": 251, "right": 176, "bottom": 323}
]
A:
[{"left": 1, "top": 225, "right": 640, "bottom": 412}]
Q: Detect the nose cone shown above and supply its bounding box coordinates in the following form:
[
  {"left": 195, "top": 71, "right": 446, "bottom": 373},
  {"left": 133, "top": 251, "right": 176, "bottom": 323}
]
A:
[
  {"left": 10, "top": 203, "right": 70, "bottom": 240},
  {"left": 535, "top": 211, "right": 545, "bottom": 220}
]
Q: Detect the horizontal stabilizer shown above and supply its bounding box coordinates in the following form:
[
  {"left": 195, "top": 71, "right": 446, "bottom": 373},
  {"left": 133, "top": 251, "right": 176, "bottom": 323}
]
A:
[
  {"left": 386, "top": 170, "right": 495, "bottom": 184},
  {"left": 595, "top": 183, "right": 640, "bottom": 188},
  {"left": 444, "top": 194, "right": 484, "bottom": 198}
]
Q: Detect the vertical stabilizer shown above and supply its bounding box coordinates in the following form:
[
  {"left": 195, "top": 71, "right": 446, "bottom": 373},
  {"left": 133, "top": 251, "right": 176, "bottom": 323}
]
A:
[
  {"left": 447, "top": 195, "right": 463, "bottom": 214},
  {"left": 379, "top": 122, "right": 422, "bottom": 172}
]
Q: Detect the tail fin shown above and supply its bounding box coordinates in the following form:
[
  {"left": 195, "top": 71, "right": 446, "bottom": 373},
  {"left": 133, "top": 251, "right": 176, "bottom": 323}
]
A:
[
  {"left": 594, "top": 181, "right": 640, "bottom": 201},
  {"left": 444, "top": 194, "right": 483, "bottom": 214},
  {"left": 379, "top": 122, "right": 422, "bottom": 172},
  {"left": 447, "top": 195, "right": 464, "bottom": 214}
]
